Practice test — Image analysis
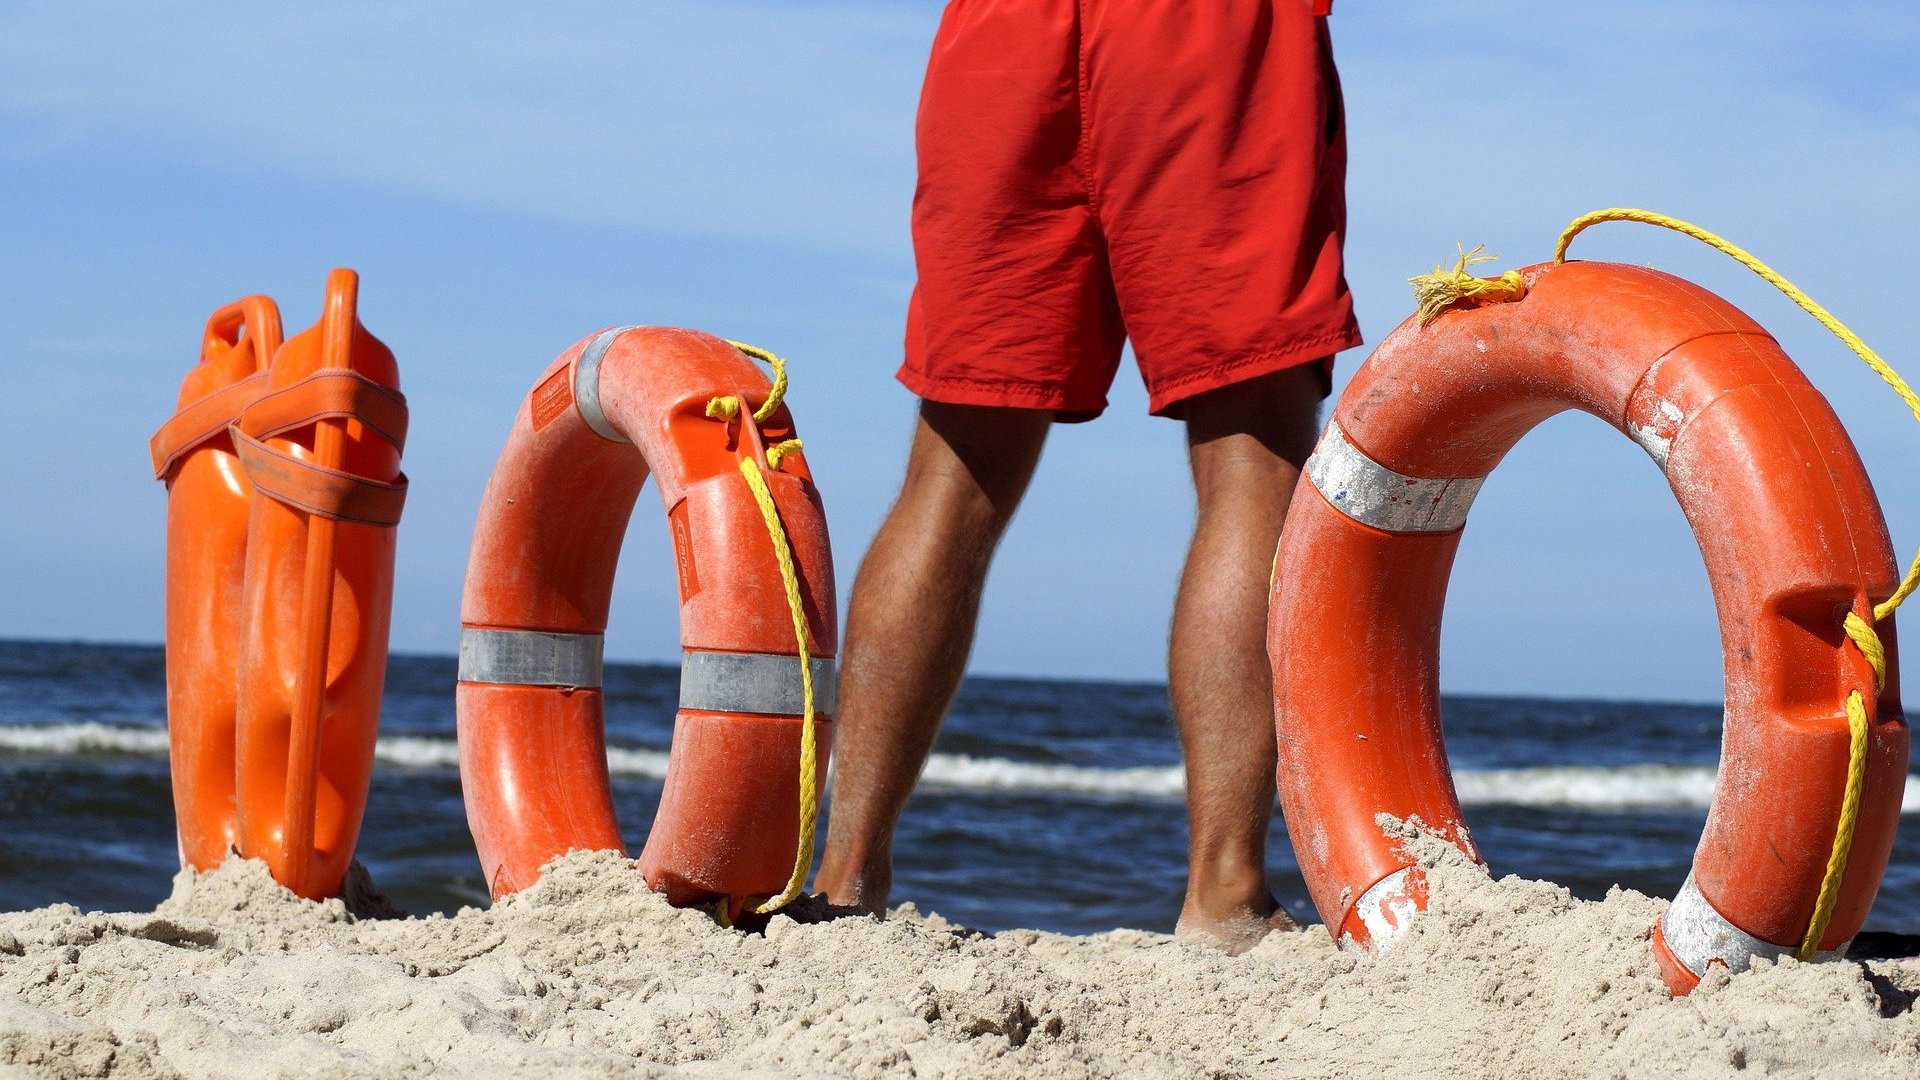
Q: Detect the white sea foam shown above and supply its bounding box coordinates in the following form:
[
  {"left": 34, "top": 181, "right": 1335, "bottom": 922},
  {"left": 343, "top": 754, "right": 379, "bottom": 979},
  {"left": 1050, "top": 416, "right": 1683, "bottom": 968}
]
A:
[
  {"left": 0, "top": 722, "right": 171, "bottom": 756},
  {"left": 919, "top": 754, "right": 1187, "bottom": 799},
  {"left": 2, "top": 723, "right": 1916, "bottom": 813}
]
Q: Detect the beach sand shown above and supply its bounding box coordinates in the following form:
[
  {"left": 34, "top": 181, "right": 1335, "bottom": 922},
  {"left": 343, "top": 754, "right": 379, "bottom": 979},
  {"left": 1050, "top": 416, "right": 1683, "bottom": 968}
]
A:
[{"left": 1, "top": 833, "right": 1915, "bottom": 1079}]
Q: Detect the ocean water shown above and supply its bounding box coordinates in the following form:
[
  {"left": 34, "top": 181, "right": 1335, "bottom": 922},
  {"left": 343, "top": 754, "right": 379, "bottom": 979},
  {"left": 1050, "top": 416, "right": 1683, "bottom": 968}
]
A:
[{"left": 1, "top": 638, "right": 1916, "bottom": 939}]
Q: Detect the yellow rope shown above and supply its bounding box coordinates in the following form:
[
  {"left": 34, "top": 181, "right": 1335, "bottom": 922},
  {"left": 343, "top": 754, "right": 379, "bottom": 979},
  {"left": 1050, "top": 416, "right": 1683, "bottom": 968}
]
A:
[
  {"left": 766, "top": 438, "right": 803, "bottom": 471},
  {"left": 703, "top": 338, "right": 817, "bottom": 920},
  {"left": 1408, "top": 244, "right": 1528, "bottom": 325},
  {"left": 1806, "top": 613, "right": 1884, "bottom": 959},
  {"left": 1557, "top": 208, "right": 1912, "bottom": 960},
  {"left": 735, "top": 453, "right": 819, "bottom": 914},
  {"left": 726, "top": 340, "right": 790, "bottom": 423}
]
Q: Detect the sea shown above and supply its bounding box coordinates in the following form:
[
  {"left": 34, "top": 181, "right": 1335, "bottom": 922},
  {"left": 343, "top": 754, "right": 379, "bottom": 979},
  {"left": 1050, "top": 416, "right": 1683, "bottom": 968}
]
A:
[{"left": 2, "top": 638, "right": 1916, "bottom": 942}]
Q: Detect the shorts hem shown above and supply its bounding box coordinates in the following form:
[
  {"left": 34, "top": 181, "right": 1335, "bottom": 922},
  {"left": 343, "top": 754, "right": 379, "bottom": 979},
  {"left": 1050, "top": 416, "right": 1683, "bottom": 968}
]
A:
[
  {"left": 896, "top": 366, "right": 1108, "bottom": 421},
  {"left": 1146, "top": 322, "right": 1362, "bottom": 417}
]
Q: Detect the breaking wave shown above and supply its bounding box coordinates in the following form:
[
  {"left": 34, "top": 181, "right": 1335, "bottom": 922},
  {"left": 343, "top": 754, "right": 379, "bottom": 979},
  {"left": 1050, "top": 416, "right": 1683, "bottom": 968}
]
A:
[{"left": 3, "top": 723, "right": 1915, "bottom": 813}]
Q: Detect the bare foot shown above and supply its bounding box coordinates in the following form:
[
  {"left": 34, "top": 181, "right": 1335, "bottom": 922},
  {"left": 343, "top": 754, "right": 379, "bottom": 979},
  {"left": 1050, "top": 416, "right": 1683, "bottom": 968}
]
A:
[{"left": 1176, "top": 893, "right": 1298, "bottom": 956}]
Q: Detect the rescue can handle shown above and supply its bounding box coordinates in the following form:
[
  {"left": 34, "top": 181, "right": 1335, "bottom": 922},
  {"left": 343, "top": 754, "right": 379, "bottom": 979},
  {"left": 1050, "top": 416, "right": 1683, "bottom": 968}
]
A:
[
  {"left": 199, "top": 296, "right": 284, "bottom": 368},
  {"left": 277, "top": 268, "right": 360, "bottom": 894}
]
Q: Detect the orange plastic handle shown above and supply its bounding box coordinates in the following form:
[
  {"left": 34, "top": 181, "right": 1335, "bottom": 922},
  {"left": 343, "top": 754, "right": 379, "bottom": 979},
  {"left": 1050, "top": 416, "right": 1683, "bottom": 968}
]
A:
[
  {"left": 320, "top": 270, "right": 357, "bottom": 372},
  {"left": 279, "top": 267, "right": 361, "bottom": 897},
  {"left": 199, "top": 295, "right": 285, "bottom": 367}
]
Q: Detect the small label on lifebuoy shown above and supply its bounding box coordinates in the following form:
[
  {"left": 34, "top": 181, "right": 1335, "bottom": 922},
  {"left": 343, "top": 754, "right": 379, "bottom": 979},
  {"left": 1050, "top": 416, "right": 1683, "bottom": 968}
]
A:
[
  {"left": 530, "top": 367, "right": 573, "bottom": 432},
  {"left": 670, "top": 499, "right": 701, "bottom": 602}
]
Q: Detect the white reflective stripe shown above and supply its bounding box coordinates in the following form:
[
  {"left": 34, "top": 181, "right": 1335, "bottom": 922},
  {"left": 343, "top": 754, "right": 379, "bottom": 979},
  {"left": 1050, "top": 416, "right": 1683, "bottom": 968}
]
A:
[
  {"left": 1660, "top": 873, "right": 1849, "bottom": 977},
  {"left": 679, "top": 651, "right": 838, "bottom": 716},
  {"left": 1305, "top": 421, "right": 1485, "bottom": 533},
  {"left": 459, "top": 629, "right": 605, "bottom": 689},
  {"left": 1339, "top": 867, "right": 1420, "bottom": 954},
  {"left": 574, "top": 326, "right": 641, "bottom": 444}
]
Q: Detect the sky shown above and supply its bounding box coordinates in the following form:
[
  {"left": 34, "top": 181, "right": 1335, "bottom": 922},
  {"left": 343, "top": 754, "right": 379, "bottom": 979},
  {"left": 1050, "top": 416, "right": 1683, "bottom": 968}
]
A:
[{"left": 1, "top": 1, "right": 1916, "bottom": 703}]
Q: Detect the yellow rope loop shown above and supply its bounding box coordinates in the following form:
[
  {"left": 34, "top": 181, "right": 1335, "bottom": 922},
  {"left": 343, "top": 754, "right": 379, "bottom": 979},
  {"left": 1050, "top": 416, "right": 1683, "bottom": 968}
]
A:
[
  {"left": 1878, "top": 561, "right": 1920, "bottom": 622},
  {"left": 696, "top": 341, "right": 815, "bottom": 916},
  {"left": 1801, "top": 689, "right": 1872, "bottom": 960},
  {"left": 1843, "top": 611, "right": 1889, "bottom": 695},
  {"left": 735, "top": 454, "right": 819, "bottom": 916},
  {"left": 726, "top": 340, "right": 790, "bottom": 423},
  {"left": 1559, "top": 209, "right": 1914, "bottom": 963},
  {"left": 1408, "top": 243, "right": 1528, "bottom": 325},
  {"left": 765, "top": 438, "right": 804, "bottom": 472},
  {"left": 1801, "top": 611, "right": 1888, "bottom": 958}
]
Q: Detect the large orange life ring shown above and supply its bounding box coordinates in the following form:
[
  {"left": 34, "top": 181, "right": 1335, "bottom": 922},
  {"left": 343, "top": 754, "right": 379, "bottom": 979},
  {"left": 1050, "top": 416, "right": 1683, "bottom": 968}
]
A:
[
  {"left": 457, "top": 327, "right": 835, "bottom": 918},
  {"left": 152, "top": 270, "right": 409, "bottom": 899},
  {"left": 1269, "top": 259, "right": 1909, "bottom": 994}
]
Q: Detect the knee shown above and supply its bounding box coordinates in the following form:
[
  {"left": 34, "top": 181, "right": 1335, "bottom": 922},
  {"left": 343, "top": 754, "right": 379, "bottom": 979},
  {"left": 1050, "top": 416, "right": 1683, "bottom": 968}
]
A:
[{"left": 901, "top": 402, "right": 1050, "bottom": 530}]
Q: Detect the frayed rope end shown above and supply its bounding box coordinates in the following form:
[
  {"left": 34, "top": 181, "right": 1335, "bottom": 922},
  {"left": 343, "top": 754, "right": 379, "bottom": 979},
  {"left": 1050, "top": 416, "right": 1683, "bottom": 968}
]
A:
[{"left": 1409, "top": 244, "right": 1527, "bottom": 325}]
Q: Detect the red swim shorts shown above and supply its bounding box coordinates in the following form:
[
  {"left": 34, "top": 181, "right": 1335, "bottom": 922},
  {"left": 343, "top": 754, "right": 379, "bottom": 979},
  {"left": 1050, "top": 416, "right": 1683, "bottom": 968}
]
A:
[{"left": 899, "top": 0, "right": 1360, "bottom": 421}]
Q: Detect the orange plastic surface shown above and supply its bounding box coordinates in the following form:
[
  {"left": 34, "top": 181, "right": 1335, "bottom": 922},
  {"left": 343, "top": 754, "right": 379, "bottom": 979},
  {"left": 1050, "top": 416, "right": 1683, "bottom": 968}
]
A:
[
  {"left": 458, "top": 327, "right": 836, "bottom": 911},
  {"left": 1269, "top": 262, "right": 1908, "bottom": 989},
  {"left": 161, "top": 297, "right": 282, "bottom": 871},
  {"left": 229, "top": 270, "right": 405, "bottom": 899}
]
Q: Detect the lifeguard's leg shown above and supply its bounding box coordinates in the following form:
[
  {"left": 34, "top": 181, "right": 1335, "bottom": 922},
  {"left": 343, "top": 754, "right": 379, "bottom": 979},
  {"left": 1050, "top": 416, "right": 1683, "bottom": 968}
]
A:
[
  {"left": 1170, "top": 365, "right": 1324, "bottom": 952},
  {"left": 815, "top": 401, "right": 1050, "bottom": 914}
]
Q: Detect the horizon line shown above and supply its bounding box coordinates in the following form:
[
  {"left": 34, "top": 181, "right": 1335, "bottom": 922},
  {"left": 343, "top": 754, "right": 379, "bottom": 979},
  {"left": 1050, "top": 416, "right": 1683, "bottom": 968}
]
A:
[{"left": 0, "top": 634, "right": 1734, "bottom": 711}]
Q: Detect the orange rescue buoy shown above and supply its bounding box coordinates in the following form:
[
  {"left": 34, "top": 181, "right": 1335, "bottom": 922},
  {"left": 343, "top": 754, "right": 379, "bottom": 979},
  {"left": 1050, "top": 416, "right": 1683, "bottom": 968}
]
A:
[
  {"left": 1269, "top": 259, "right": 1908, "bottom": 993},
  {"left": 231, "top": 269, "right": 409, "bottom": 899},
  {"left": 152, "top": 297, "right": 283, "bottom": 870},
  {"left": 457, "top": 327, "right": 835, "bottom": 918},
  {"left": 156, "top": 270, "right": 408, "bottom": 899}
]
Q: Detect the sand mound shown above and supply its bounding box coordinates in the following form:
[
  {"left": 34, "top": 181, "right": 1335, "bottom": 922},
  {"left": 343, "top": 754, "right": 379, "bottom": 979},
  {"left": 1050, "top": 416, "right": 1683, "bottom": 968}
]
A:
[{"left": 0, "top": 839, "right": 1914, "bottom": 1078}]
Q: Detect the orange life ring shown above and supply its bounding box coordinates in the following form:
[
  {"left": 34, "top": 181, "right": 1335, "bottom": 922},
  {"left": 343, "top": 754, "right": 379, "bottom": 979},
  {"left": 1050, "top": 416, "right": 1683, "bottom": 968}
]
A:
[
  {"left": 1269, "top": 260, "right": 1909, "bottom": 994},
  {"left": 457, "top": 326, "right": 836, "bottom": 917},
  {"left": 152, "top": 270, "right": 409, "bottom": 899}
]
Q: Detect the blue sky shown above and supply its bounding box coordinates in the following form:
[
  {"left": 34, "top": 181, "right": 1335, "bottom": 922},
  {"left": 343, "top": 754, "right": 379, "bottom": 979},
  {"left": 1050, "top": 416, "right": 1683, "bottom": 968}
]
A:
[{"left": 2, "top": 1, "right": 1915, "bottom": 702}]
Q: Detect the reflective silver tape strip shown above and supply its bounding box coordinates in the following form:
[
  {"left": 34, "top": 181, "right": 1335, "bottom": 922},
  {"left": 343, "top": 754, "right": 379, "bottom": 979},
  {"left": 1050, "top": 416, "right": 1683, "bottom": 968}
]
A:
[
  {"left": 1338, "top": 867, "right": 1421, "bottom": 955},
  {"left": 1660, "top": 873, "right": 1849, "bottom": 977},
  {"left": 458, "top": 629, "right": 605, "bottom": 689},
  {"left": 1305, "top": 421, "right": 1485, "bottom": 533},
  {"left": 679, "top": 651, "right": 838, "bottom": 716},
  {"left": 573, "top": 326, "right": 640, "bottom": 444}
]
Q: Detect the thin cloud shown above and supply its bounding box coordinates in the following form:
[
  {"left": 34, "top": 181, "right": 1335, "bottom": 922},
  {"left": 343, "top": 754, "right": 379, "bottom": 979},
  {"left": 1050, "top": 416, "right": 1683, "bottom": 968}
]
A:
[
  {"left": 1, "top": 0, "right": 1915, "bottom": 698},
  {"left": 0, "top": 1, "right": 927, "bottom": 254}
]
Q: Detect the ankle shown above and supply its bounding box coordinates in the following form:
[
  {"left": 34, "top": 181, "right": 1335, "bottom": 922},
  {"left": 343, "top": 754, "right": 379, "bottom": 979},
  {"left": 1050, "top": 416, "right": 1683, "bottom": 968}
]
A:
[
  {"left": 1182, "top": 858, "right": 1270, "bottom": 919},
  {"left": 814, "top": 846, "right": 893, "bottom": 915}
]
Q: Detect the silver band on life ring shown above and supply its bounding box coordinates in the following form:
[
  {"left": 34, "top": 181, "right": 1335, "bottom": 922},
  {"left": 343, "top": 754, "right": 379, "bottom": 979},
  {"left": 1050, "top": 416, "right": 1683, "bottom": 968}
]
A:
[
  {"left": 1305, "top": 421, "right": 1485, "bottom": 533},
  {"left": 459, "top": 628, "right": 605, "bottom": 689},
  {"left": 1660, "top": 872, "right": 1849, "bottom": 978},
  {"left": 458, "top": 634, "right": 837, "bottom": 717},
  {"left": 574, "top": 326, "right": 641, "bottom": 445},
  {"left": 679, "top": 650, "right": 838, "bottom": 716}
]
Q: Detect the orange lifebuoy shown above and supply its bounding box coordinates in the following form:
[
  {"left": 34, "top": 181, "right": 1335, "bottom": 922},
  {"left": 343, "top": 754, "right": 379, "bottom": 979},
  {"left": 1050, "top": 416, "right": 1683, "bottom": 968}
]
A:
[
  {"left": 153, "top": 270, "right": 409, "bottom": 899},
  {"left": 152, "top": 297, "right": 282, "bottom": 871},
  {"left": 457, "top": 327, "right": 836, "bottom": 917},
  {"left": 1269, "top": 260, "right": 1909, "bottom": 993}
]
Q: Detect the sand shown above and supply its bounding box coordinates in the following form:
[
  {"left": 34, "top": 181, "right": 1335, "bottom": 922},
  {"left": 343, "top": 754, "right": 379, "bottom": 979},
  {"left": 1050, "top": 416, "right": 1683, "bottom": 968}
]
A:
[{"left": 1, "top": 833, "right": 1916, "bottom": 1079}]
